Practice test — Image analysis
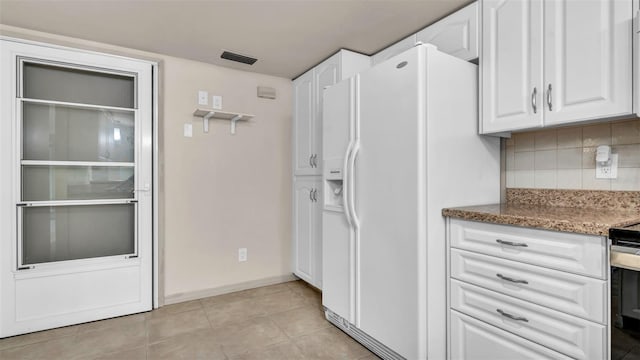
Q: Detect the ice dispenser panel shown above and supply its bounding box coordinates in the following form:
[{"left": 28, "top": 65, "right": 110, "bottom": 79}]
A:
[{"left": 323, "top": 158, "right": 344, "bottom": 211}]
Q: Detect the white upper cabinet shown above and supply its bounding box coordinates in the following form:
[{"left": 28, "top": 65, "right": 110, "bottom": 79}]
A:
[
  {"left": 416, "top": 2, "right": 479, "bottom": 61},
  {"left": 481, "top": 0, "right": 543, "bottom": 133},
  {"left": 371, "top": 34, "right": 417, "bottom": 66},
  {"left": 372, "top": 2, "right": 480, "bottom": 65},
  {"left": 292, "top": 50, "right": 369, "bottom": 176},
  {"left": 293, "top": 71, "right": 315, "bottom": 175},
  {"left": 544, "top": 0, "right": 632, "bottom": 126},
  {"left": 481, "top": 0, "right": 634, "bottom": 134},
  {"left": 313, "top": 56, "right": 339, "bottom": 174},
  {"left": 631, "top": 0, "right": 639, "bottom": 116}
]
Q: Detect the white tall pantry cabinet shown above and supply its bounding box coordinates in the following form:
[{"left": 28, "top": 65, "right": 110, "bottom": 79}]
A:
[
  {"left": 481, "top": 0, "right": 634, "bottom": 134},
  {"left": 292, "top": 50, "right": 369, "bottom": 288}
]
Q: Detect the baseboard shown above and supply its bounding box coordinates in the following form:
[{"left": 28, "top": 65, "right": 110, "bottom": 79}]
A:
[{"left": 163, "top": 273, "right": 299, "bottom": 305}]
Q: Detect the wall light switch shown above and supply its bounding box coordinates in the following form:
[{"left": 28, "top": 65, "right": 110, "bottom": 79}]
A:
[
  {"left": 198, "top": 90, "right": 208, "bottom": 105},
  {"left": 184, "top": 123, "right": 193, "bottom": 137},
  {"left": 212, "top": 95, "right": 223, "bottom": 110},
  {"left": 238, "top": 248, "right": 247, "bottom": 262}
]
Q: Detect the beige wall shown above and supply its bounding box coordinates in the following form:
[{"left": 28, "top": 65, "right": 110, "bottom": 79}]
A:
[
  {"left": 505, "top": 118, "right": 640, "bottom": 191},
  {"left": 162, "top": 57, "right": 293, "bottom": 298},
  {"left": 1, "top": 25, "right": 294, "bottom": 302}
]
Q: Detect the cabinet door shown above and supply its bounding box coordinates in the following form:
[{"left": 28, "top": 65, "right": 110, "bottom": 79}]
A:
[
  {"left": 314, "top": 55, "right": 340, "bottom": 175},
  {"left": 450, "top": 310, "right": 572, "bottom": 360},
  {"left": 636, "top": 0, "right": 640, "bottom": 116},
  {"left": 481, "top": 0, "right": 543, "bottom": 133},
  {"left": 371, "top": 34, "right": 417, "bottom": 66},
  {"left": 293, "top": 177, "right": 316, "bottom": 283},
  {"left": 311, "top": 180, "right": 322, "bottom": 289},
  {"left": 544, "top": 0, "right": 633, "bottom": 126},
  {"left": 293, "top": 71, "right": 315, "bottom": 176},
  {"left": 416, "top": 2, "right": 478, "bottom": 61}
]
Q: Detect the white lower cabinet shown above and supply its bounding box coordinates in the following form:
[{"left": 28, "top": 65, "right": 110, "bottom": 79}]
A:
[
  {"left": 292, "top": 176, "right": 322, "bottom": 288},
  {"left": 450, "top": 311, "right": 572, "bottom": 360},
  {"left": 447, "top": 219, "right": 608, "bottom": 360}
]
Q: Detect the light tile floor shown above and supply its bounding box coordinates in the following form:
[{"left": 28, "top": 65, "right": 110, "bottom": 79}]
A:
[{"left": 0, "top": 280, "right": 379, "bottom": 359}]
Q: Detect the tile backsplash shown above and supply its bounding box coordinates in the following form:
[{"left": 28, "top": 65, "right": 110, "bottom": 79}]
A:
[{"left": 505, "top": 119, "right": 640, "bottom": 191}]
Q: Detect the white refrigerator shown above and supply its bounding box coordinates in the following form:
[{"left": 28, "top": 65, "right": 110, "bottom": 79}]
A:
[{"left": 321, "top": 44, "right": 500, "bottom": 360}]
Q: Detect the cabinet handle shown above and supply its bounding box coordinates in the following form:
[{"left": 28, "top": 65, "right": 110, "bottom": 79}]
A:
[
  {"left": 496, "top": 239, "right": 528, "bottom": 247},
  {"left": 496, "top": 273, "right": 529, "bottom": 284},
  {"left": 546, "top": 84, "right": 553, "bottom": 111},
  {"left": 309, "top": 155, "right": 313, "bottom": 168},
  {"left": 531, "top": 87, "right": 537, "bottom": 114},
  {"left": 312, "top": 189, "right": 317, "bottom": 202},
  {"left": 309, "top": 189, "right": 314, "bottom": 202},
  {"left": 497, "top": 309, "right": 528, "bottom": 322},
  {"left": 312, "top": 154, "right": 317, "bottom": 168}
]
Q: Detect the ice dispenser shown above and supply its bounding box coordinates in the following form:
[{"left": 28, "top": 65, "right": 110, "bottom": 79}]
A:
[{"left": 323, "top": 158, "right": 344, "bottom": 211}]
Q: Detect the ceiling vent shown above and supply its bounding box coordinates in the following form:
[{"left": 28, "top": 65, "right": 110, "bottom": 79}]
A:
[{"left": 220, "top": 50, "right": 257, "bottom": 65}]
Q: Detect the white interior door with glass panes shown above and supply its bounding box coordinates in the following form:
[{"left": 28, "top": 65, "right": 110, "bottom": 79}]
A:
[{"left": 0, "top": 39, "right": 153, "bottom": 337}]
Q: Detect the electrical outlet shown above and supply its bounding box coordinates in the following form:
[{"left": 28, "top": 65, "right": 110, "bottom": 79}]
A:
[
  {"left": 595, "top": 154, "right": 618, "bottom": 179},
  {"left": 212, "top": 95, "right": 223, "bottom": 110},
  {"left": 238, "top": 248, "right": 247, "bottom": 262},
  {"left": 198, "top": 90, "right": 208, "bottom": 105}
]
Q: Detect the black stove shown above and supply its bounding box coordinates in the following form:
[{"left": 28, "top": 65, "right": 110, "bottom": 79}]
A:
[
  {"left": 610, "top": 223, "right": 640, "bottom": 360},
  {"left": 610, "top": 223, "right": 640, "bottom": 249}
]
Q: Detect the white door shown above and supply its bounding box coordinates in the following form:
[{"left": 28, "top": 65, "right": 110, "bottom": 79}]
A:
[
  {"left": 292, "top": 71, "right": 315, "bottom": 175},
  {"left": 543, "top": 0, "right": 633, "bottom": 126},
  {"left": 481, "top": 0, "right": 543, "bottom": 133},
  {"left": 0, "top": 39, "right": 153, "bottom": 337},
  {"left": 292, "top": 177, "right": 317, "bottom": 284},
  {"left": 415, "top": 2, "right": 479, "bottom": 61},
  {"left": 354, "top": 47, "right": 424, "bottom": 360},
  {"left": 313, "top": 54, "right": 340, "bottom": 175}
]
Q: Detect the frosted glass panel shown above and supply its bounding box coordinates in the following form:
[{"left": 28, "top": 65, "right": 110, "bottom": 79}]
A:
[
  {"left": 23, "top": 62, "right": 135, "bottom": 109},
  {"left": 22, "top": 166, "right": 134, "bottom": 201},
  {"left": 22, "top": 204, "right": 135, "bottom": 265},
  {"left": 22, "top": 102, "right": 134, "bottom": 162}
]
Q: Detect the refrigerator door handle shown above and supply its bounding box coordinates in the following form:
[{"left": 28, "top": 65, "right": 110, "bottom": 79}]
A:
[
  {"left": 343, "top": 141, "right": 354, "bottom": 228},
  {"left": 348, "top": 141, "right": 360, "bottom": 229}
]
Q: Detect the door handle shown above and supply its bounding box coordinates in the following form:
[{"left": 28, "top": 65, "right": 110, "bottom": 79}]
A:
[
  {"left": 497, "top": 309, "right": 528, "bottom": 322},
  {"left": 343, "top": 141, "right": 355, "bottom": 228},
  {"left": 496, "top": 239, "right": 528, "bottom": 247},
  {"left": 531, "top": 87, "right": 537, "bottom": 114},
  {"left": 348, "top": 141, "right": 360, "bottom": 229},
  {"left": 496, "top": 273, "right": 529, "bottom": 284},
  {"left": 546, "top": 84, "right": 553, "bottom": 111}
]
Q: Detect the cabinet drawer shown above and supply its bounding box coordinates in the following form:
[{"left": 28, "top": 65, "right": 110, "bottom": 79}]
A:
[
  {"left": 450, "top": 279, "right": 606, "bottom": 360},
  {"left": 450, "top": 310, "right": 572, "bottom": 360},
  {"left": 451, "top": 248, "right": 606, "bottom": 324},
  {"left": 449, "top": 219, "right": 606, "bottom": 279}
]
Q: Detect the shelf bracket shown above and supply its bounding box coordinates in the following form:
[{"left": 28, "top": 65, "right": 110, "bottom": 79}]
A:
[
  {"left": 230, "top": 115, "right": 242, "bottom": 135},
  {"left": 203, "top": 111, "right": 216, "bottom": 133}
]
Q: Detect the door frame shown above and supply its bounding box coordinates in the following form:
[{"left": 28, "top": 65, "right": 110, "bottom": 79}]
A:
[{"left": 0, "top": 35, "right": 161, "bottom": 317}]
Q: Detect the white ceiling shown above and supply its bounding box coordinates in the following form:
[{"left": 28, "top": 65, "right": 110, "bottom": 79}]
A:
[{"left": 0, "top": 0, "right": 473, "bottom": 79}]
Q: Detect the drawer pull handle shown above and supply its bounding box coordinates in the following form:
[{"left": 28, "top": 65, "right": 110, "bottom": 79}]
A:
[
  {"left": 497, "top": 309, "right": 529, "bottom": 322},
  {"left": 496, "top": 273, "right": 529, "bottom": 284},
  {"left": 496, "top": 239, "right": 528, "bottom": 247}
]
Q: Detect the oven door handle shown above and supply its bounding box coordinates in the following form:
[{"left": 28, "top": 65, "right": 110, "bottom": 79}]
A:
[{"left": 611, "top": 247, "right": 640, "bottom": 272}]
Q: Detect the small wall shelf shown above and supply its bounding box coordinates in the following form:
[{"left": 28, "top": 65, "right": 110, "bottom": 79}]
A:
[{"left": 193, "top": 108, "right": 255, "bottom": 135}]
